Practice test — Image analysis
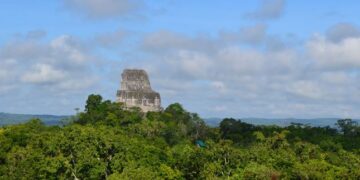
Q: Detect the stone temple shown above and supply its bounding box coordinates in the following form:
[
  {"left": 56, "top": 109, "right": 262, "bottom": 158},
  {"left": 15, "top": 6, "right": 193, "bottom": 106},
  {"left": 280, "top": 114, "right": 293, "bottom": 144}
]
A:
[{"left": 116, "top": 69, "right": 162, "bottom": 112}]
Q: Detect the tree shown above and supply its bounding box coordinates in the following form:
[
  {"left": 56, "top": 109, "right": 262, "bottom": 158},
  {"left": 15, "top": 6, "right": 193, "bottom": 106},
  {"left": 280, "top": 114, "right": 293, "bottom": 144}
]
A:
[
  {"left": 219, "top": 118, "right": 256, "bottom": 146},
  {"left": 336, "top": 119, "right": 359, "bottom": 137},
  {"left": 85, "top": 94, "right": 103, "bottom": 112},
  {"left": 336, "top": 119, "right": 360, "bottom": 150}
]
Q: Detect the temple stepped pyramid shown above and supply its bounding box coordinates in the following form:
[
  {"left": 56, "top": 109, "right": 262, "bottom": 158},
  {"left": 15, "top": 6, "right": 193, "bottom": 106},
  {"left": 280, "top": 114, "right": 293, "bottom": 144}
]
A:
[{"left": 116, "top": 69, "right": 162, "bottom": 112}]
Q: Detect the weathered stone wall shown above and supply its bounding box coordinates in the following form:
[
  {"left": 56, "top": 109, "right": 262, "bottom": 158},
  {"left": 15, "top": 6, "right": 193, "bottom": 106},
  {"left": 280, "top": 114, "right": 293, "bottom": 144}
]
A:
[{"left": 116, "top": 69, "right": 162, "bottom": 112}]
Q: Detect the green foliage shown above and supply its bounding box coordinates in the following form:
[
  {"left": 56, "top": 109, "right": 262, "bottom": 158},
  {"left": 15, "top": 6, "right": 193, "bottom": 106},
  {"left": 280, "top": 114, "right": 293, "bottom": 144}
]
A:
[
  {"left": 220, "top": 118, "right": 256, "bottom": 146},
  {"left": 0, "top": 95, "right": 359, "bottom": 179}
]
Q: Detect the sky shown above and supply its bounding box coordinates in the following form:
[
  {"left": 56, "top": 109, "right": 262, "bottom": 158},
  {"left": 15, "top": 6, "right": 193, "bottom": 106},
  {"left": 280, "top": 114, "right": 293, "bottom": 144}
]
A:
[{"left": 1, "top": 0, "right": 360, "bottom": 118}]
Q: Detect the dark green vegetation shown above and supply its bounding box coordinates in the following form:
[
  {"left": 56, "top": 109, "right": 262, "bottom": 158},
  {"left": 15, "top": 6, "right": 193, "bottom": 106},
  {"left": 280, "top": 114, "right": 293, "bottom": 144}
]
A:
[
  {"left": 2, "top": 112, "right": 358, "bottom": 128},
  {"left": 0, "top": 94, "right": 359, "bottom": 179},
  {"left": 205, "top": 117, "right": 360, "bottom": 127}
]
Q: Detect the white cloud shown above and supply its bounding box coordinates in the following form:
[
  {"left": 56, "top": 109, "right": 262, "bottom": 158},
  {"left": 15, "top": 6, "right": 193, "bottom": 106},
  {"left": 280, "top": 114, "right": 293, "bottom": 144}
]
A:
[
  {"left": 319, "top": 72, "right": 352, "bottom": 85},
  {"left": 172, "top": 50, "right": 212, "bottom": 79},
  {"left": 2, "top": 21, "right": 360, "bottom": 118},
  {"left": 0, "top": 33, "right": 100, "bottom": 93},
  {"left": 220, "top": 24, "right": 267, "bottom": 45},
  {"left": 286, "top": 80, "right": 323, "bottom": 99},
  {"left": 129, "top": 24, "right": 360, "bottom": 118},
  {"left": 142, "top": 30, "right": 217, "bottom": 53},
  {"left": 0, "top": 69, "right": 8, "bottom": 80},
  {"left": 0, "top": 32, "right": 109, "bottom": 114},
  {"left": 213, "top": 105, "right": 227, "bottom": 112},
  {"left": 217, "top": 47, "right": 265, "bottom": 74},
  {"left": 307, "top": 35, "right": 360, "bottom": 70},
  {"left": 21, "top": 64, "right": 66, "bottom": 84},
  {"left": 50, "top": 35, "right": 89, "bottom": 64}
]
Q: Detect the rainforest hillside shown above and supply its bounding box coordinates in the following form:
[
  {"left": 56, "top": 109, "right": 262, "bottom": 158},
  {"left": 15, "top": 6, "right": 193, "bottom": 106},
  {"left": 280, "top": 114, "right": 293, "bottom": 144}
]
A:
[{"left": 0, "top": 94, "right": 359, "bottom": 179}]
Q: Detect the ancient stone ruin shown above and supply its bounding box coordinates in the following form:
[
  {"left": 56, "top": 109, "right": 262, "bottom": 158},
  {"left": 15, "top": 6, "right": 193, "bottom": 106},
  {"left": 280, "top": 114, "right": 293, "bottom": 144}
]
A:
[{"left": 116, "top": 69, "right": 162, "bottom": 112}]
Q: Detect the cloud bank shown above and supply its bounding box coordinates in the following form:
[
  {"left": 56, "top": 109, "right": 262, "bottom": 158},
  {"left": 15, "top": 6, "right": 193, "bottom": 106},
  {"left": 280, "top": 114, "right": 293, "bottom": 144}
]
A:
[
  {"left": 129, "top": 24, "right": 360, "bottom": 118},
  {"left": 1, "top": 1, "right": 360, "bottom": 119}
]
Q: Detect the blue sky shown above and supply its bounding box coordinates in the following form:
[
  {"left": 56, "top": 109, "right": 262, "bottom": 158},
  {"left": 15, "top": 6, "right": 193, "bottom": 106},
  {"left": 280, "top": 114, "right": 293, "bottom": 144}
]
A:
[{"left": 1, "top": 0, "right": 360, "bottom": 118}]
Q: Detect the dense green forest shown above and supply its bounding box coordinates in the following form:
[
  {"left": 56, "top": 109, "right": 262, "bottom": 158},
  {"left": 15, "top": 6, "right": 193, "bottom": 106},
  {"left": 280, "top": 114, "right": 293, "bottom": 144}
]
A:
[{"left": 0, "top": 95, "right": 359, "bottom": 179}]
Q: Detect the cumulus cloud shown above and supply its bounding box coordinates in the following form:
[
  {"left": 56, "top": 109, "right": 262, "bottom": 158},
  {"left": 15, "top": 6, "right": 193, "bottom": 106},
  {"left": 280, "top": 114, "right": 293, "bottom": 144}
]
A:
[
  {"left": 247, "top": 0, "right": 286, "bottom": 20},
  {"left": 326, "top": 22, "right": 360, "bottom": 42},
  {"left": 286, "top": 80, "right": 323, "bottom": 100},
  {"left": 63, "top": 0, "right": 144, "bottom": 19},
  {"left": 128, "top": 23, "right": 360, "bottom": 118},
  {"left": 94, "top": 29, "right": 128, "bottom": 48},
  {"left": 319, "top": 72, "right": 352, "bottom": 85},
  {"left": 21, "top": 64, "right": 66, "bottom": 84},
  {"left": 3, "top": 23, "right": 360, "bottom": 118},
  {"left": 220, "top": 24, "right": 268, "bottom": 45},
  {"left": 142, "top": 25, "right": 285, "bottom": 53},
  {"left": 142, "top": 30, "right": 217, "bottom": 53},
  {"left": 0, "top": 32, "right": 104, "bottom": 114},
  {"left": 307, "top": 35, "right": 360, "bottom": 70}
]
